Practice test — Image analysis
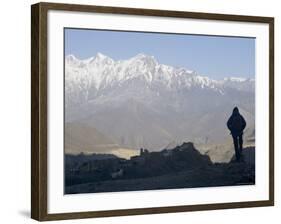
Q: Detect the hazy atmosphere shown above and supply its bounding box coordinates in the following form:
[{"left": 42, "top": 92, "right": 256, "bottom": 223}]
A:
[{"left": 64, "top": 28, "right": 255, "bottom": 194}]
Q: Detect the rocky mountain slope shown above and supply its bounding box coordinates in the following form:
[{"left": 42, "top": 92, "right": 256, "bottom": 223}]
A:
[{"left": 65, "top": 53, "right": 255, "bottom": 153}]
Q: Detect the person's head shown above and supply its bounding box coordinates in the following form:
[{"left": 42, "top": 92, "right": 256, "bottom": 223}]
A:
[{"left": 232, "top": 107, "right": 239, "bottom": 115}]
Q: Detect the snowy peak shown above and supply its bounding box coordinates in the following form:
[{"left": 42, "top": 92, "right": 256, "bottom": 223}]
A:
[
  {"left": 65, "top": 53, "right": 255, "bottom": 107},
  {"left": 93, "top": 52, "right": 114, "bottom": 64},
  {"left": 66, "top": 53, "right": 195, "bottom": 87},
  {"left": 66, "top": 54, "right": 80, "bottom": 65},
  {"left": 223, "top": 77, "right": 254, "bottom": 83},
  {"left": 66, "top": 54, "right": 77, "bottom": 61},
  {"left": 65, "top": 53, "right": 254, "bottom": 88},
  {"left": 130, "top": 53, "right": 157, "bottom": 64},
  {"left": 66, "top": 53, "right": 114, "bottom": 67},
  {"left": 96, "top": 52, "right": 107, "bottom": 59}
]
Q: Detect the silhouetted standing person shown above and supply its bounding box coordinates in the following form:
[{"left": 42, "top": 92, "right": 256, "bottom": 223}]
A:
[{"left": 227, "top": 107, "right": 246, "bottom": 162}]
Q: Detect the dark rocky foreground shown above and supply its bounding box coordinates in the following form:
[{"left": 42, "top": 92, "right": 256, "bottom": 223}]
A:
[{"left": 64, "top": 143, "right": 255, "bottom": 194}]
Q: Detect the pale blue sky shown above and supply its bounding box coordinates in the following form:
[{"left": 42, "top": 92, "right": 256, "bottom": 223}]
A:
[{"left": 65, "top": 28, "right": 255, "bottom": 79}]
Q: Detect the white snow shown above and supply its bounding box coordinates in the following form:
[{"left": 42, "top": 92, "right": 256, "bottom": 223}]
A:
[{"left": 65, "top": 53, "right": 255, "bottom": 107}]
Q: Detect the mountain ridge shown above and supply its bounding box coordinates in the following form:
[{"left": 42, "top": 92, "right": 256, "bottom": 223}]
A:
[
  {"left": 65, "top": 52, "right": 255, "bottom": 152},
  {"left": 65, "top": 53, "right": 254, "bottom": 108}
]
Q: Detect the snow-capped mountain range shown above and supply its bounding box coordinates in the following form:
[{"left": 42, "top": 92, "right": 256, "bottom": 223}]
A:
[
  {"left": 65, "top": 53, "right": 254, "bottom": 108},
  {"left": 65, "top": 53, "right": 255, "bottom": 153}
]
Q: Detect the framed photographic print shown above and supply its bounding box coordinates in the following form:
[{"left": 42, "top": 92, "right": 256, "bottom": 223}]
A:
[{"left": 31, "top": 2, "right": 274, "bottom": 221}]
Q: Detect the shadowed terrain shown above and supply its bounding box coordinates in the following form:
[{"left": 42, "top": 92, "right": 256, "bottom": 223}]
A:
[{"left": 65, "top": 143, "right": 255, "bottom": 194}]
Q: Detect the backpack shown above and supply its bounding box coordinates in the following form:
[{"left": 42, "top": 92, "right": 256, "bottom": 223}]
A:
[{"left": 231, "top": 115, "right": 243, "bottom": 132}]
